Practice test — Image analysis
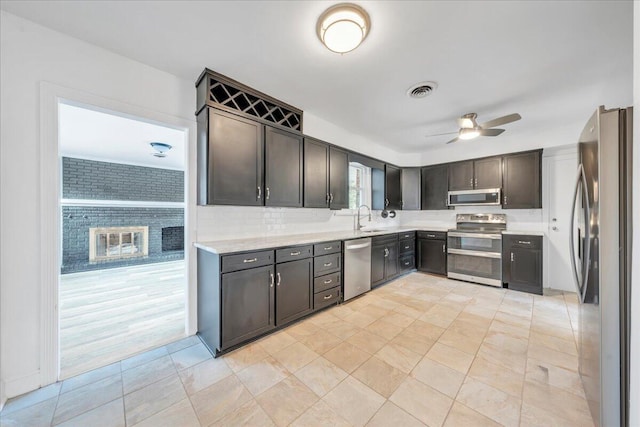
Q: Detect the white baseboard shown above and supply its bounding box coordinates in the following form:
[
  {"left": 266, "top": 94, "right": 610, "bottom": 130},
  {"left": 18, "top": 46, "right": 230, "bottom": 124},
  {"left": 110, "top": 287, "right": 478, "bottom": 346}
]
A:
[
  {"left": 0, "top": 378, "right": 6, "bottom": 411},
  {"left": 3, "top": 370, "right": 41, "bottom": 400}
]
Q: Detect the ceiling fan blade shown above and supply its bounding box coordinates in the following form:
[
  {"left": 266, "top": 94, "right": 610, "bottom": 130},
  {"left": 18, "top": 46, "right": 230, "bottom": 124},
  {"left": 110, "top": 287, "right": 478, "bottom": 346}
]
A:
[
  {"left": 426, "top": 131, "right": 458, "bottom": 138},
  {"left": 446, "top": 136, "right": 459, "bottom": 144},
  {"left": 479, "top": 128, "right": 505, "bottom": 137},
  {"left": 480, "top": 113, "right": 521, "bottom": 129}
]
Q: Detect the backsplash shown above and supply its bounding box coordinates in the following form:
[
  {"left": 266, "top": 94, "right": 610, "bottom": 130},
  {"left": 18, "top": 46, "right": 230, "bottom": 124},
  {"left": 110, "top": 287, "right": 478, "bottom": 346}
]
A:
[{"left": 196, "top": 204, "right": 541, "bottom": 242}]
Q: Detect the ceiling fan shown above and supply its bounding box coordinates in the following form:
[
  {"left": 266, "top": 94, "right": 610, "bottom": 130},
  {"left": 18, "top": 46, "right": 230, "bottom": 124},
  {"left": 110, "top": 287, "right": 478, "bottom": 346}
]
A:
[{"left": 426, "top": 112, "right": 522, "bottom": 144}]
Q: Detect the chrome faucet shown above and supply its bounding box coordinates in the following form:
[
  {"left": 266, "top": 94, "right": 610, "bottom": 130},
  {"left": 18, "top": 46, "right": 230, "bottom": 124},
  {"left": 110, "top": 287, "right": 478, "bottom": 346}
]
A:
[{"left": 356, "top": 204, "right": 372, "bottom": 230}]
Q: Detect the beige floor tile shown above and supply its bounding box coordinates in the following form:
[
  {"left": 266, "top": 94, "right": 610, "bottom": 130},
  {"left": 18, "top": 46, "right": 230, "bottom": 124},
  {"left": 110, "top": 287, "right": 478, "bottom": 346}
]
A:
[
  {"left": 123, "top": 374, "right": 186, "bottom": 426},
  {"left": 305, "top": 310, "right": 341, "bottom": 327},
  {"left": 365, "top": 319, "right": 403, "bottom": 340},
  {"left": 419, "top": 305, "right": 460, "bottom": 328},
  {"left": 178, "top": 357, "right": 232, "bottom": 396},
  {"left": 493, "top": 311, "right": 531, "bottom": 329},
  {"left": 343, "top": 311, "right": 378, "bottom": 328},
  {"left": 290, "top": 399, "right": 352, "bottom": 427},
  {"left": 272, "top": 342, "right": 319, "bottom": 373},
  {"left": 121, "top": 355, "right": 176, "bottom": 394},
  {"left": 467, "top": 356, "right": 524, "bottom": 397},
  {"left": 359, "top": 304, "right": 390, "bottom": 319},
  {"left": 482, "top": 331, "right": 529, "bottom": 356},
  {"left": 323, "top": 319, "right": 362, "bottom": 340},
  {"left": 411, "top": 357, "right": 465, "bottom": 398},
  {"left": 294, "top": 357, "right": 348, "bottom": 397},
  {"left": 455, "top": 312, "right": 492, "bottom": 328},
  {"left": 210, "top": 399, "right": 275, "bottom": 427},
  {"left": 285, "top": 321, "right": 321, "bottom": 341},
  {"left": 437, "top": 329, "right": 483, "bottom": 355},
  {"left": 257, "top": 331, "right": 297, "bottom": 355},
  {"left": 323, "top": 376, "right": 385, "bottom": 427},
  {"left": 347, "top": 330, "right": 388, "bottom": 354},
  {"left": 426, "top": 342, "right": 474, "bottom": 374},
  {"left": 476, "top": 342, "right": 527, "bottom": 374},
  {"left": 130, "top": 398, "right": 199, "bottom": 427},
  {"left": 0, "top": 397, "right": 57, "bottom": 427},
  {"left": 190, "top": 374, "right": 253, "bottom": 425},
  {"left": 366, "top": 401, "right": 425, "bottom": 427},
  {"left": 53, "top": 374, "right": 123, "bottom": 425},
  {"left": 530, "top": 319, "right": 575, "bottom": 341},
  {"left": 522, "top": 380, "right": 593, "bottom": 425},
  {"left": 382, "top": 311, "right": 416, "bottom": 328},
  {"left": 527, "top": 343, "right": 578, "bottom": 372},
  {"left": 170, "top": 343, "right": 212, "bottom": 371},
  {"left": 525, "top": 358, "right": 585, "bottom": 397},
  {"left": 165, "top": 336, "right": 201, "bottom": 354},
  {"left": 389, "top": 376, "right": 452, "bottom": 427},
  {"left": 352, "top": 356, "right": 407, "bottom": 398},
  {"left": 455, "top": 377, "right": 521, "bottom": 426},
  {"left": 1, "top": 383, "right": 61, "bottom": 416},
  {"left": 443, "top": 401, "right": 501, "bottom": 427},
  {"left": 375, "top": 343, "right": 421, "bottom": 373},
  {"left": 57, "top": 398, "right": 124, "bottom": 427},
  {"left": 236, "top": 356, "right": 290, "bottom": 396},
  {"left": 393, "top": 304, "right": 424, "bottom": 319},
  {"left": 324, "top": 341, "right": 371, "bottom": 373},
  {"left": 404, "top": 320, "right": 446, "bottom": 341},
  {"left": 529, "top": 330, "right": 578, "bottom": 356},
  {"left": 519, "top": 402, "right": 593, "bottom": 427},
  {"left": 390, "top": 329, "right": 436, "bottom": 355},
  {"left": 298, "top": 329, "right": 343, "bottom": 354},
  {"left": 488, "top": 319, "right": 530, "bottom": 339},
  {"left": 120, "top": 347, "right": 169, "bottom": 372},
  {"left": 330, "top": 304, "right": 357, "bottom": 320},
  {"left": 60, "top": 362, "right": 121, "bottom": 394},
  {"left": 222, "top": 343, "right": 269, "bottom": 372},
  {"left": 256, "top": 376, "right": 319, "bottom": 427}
]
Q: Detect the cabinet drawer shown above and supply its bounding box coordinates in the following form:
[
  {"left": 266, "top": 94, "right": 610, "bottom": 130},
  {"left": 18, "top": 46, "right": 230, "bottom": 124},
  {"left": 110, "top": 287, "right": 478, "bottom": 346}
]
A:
[
  {"left": 276, "top": 245, "right": 313, "bottom": 263},
  {"left": 399, "top": 254, "right": 415, "bottom": 271},
  {"left": 504, "top": 235, "right": 542, "bottom": 250},
  {"left": 314, "top": 253, "right": 341, "bottom": 277},
  {"left": 398, "top": 231, "right": 415, "bottom": 240},
  {"left": 417, "top": 231, "right": 447, "bottom": 240},
  {"left": 399, "top": 239, "right": 415, "bottom": 254},
  {"left": 314, "top": 241, "right": 341, "bottom": 256},
  {"left": 221, "top": 250, "right": 274, "bottom": 273},
  {"left": 314, "top": 272, "right": 341, "bottom": 294},
  {"left": 372, "top": 234, "right": 398, "bottom": 246},
  {"left": 314, "top": 286, "right": 341, "bottom": 309}
]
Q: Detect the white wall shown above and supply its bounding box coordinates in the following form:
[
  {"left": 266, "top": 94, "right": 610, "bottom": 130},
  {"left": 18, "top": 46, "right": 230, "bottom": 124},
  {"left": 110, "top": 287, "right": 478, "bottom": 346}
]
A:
[{"left": 630, "top": 3, "right": 639, "bottom": 425}]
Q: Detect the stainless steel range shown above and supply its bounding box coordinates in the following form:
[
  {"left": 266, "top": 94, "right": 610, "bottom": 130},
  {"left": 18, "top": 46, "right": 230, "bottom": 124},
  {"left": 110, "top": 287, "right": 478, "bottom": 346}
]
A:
[{"left": 447, "top": 213, "right": 506, "bottom": 287}]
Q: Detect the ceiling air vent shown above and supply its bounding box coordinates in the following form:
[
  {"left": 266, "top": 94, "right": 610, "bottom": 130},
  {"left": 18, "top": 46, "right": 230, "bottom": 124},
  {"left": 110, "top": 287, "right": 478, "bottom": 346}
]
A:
[{"left": 407, "top": 81, "right": 438, "bottom": 99}]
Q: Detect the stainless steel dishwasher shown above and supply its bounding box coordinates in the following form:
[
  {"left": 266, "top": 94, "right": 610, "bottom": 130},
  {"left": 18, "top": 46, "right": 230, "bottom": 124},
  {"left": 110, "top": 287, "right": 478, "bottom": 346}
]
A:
[{"left": 343, "top": 238, "right": 372, "bottom": 301}]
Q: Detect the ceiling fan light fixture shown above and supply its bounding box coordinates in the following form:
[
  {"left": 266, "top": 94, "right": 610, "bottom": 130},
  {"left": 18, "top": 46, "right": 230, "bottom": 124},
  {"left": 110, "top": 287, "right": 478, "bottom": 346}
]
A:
[
  {"left": 459, "top": 128, "right": 480, "bottom": 140},
  {"left": 317, "top": 3, "right": 370, "bottom": 54},
  {"left": 150, "top": 142, "right": 172, "bottom": 157}
]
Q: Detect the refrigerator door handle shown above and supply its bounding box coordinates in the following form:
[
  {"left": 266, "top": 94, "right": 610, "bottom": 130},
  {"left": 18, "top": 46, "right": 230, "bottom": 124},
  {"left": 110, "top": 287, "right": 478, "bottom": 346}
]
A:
[
  {"left": 569, "top": 163, "right": 590, "bottom": 303},
  {"left": 580, "top": 165, "right": 591, "bottom": 304}
]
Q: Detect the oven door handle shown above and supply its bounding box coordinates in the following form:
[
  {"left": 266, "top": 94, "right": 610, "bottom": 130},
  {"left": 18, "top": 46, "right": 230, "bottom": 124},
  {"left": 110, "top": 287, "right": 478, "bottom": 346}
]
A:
[
  {"left": 447, "top": 248, "right": 502, "bottom": 259},
  {"left": 447, "top": 232, "right": 502, "bottom": 239}
]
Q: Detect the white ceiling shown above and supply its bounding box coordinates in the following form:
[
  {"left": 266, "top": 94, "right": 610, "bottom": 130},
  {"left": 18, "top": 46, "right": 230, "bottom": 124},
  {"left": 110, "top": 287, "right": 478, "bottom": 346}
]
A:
[
  {"left": 58, "top": 102, "right": 186, "bottom": 170},
  {"left": 2, "top": 1, "right": 633, "bottom": 154}
]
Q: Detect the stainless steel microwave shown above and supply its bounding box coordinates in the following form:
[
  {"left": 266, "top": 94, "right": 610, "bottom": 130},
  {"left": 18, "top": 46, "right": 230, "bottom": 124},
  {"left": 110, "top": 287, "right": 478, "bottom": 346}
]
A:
[{"left": 447, "top": 188, "right": 501, "bottom": 206}]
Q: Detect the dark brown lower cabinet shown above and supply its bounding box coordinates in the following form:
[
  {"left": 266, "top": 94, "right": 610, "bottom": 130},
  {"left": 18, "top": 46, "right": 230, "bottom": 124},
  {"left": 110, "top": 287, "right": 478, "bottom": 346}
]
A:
[
  {"left": 417, "top": 231, "right": 447, "bottom": 275},
  {"left": 221, "top": 264, "right": 275, "bottom": 349},
  {"left": 275, "top": 258, "right": 313, "bottom": 325},
  {"left": 502, "top": 235, "right": 543, "bottom": 295},
  {"left": 371, "top": 234, "right": 399, "bottom": 287}
]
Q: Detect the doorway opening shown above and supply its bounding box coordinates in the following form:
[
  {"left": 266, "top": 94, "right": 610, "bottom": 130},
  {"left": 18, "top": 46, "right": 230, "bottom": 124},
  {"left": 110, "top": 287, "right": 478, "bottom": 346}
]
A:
[{"left": 58, "top": 101, "right": 187, "bottom": 379}]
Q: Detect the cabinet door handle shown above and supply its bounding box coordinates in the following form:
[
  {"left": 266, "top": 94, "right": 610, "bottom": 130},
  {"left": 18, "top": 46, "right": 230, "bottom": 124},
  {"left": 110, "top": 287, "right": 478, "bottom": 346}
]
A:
[
  {"left": 475, "top": 178, "right": 478, "bottom": 187},
  {"left": 517, "top": 240, "right": 531, "bottom": 245},
  {"left": 384, "top": 248, "right": 389, "bottom": 257},
  {"left": 401, "top": 201, "right": 404, "bottom": 208},
  {"left": 330, "top": 193, "right": 334, "bottom": 202},
  {"left": 404, "top": 261, "right": 410, "bottom": 266},
  {"left": 404, "top": 245, "right": 410, "bottom": 249},
  {"left": 257, "top": 186, "right": 261, "bottom": 200},
  {"left": 504, "top": 195, "right": 508, "bottom": 205},
  {"left": 323, "top": 294, "right": 333, "bottom": 300},
  {"left": 385, "top": 198, "right": 389, "bottom": 207},
  {"left": 442, "top": 244, "right": 446, "bottom": 253},
  {"left": 470, "top": 178, "right": 473, "bottom": 186},
  {"left": 266, "top": 187, "right": 270, "bottom": 200},
  {"left": 276, "top": 272, "right": 281, "bottom": 286},
  {"left": 326, "top": 193, "right": 330, "bottom": 204},
  {"left": 323, "top": 246, "right": 333, "bottom": 250},
  {"left": 427, "top": 234, "right": 435, "bottom": 238},
  {"left": 323, "top": 279, "right": 333, "bottom": 284},
  {"left": 323, "top": 262, "right": 333, "bottom": 267},
  {"left": 270, "top": 273, "right": 274, "bottom": 288},
  {"left": 243, "top": 258, "right": 258, "bottom": 263},
  {"left": 511, "top": 252, "right": 514, "bottom": 262},
  {"left": 290, "top": 251, "right": 301, "bottom": 256}
]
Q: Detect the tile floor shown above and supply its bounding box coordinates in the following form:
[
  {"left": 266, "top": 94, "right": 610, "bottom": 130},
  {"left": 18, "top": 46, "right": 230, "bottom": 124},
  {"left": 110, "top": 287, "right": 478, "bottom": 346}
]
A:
[{"left": 0, "top": 272, "right": 593, "bottom": 427}]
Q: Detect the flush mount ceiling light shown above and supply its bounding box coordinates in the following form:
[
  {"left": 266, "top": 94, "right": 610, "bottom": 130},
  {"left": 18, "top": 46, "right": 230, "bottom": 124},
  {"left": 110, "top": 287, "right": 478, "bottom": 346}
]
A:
[
  {"left": 317, "top": 3, "right": 370, "bottom": 54},
  {"left": 150, "top": 142, "right": 172, "bottom": 158},
  {"left": 458, "top": 127, "right": 481, "bottom": 140}
]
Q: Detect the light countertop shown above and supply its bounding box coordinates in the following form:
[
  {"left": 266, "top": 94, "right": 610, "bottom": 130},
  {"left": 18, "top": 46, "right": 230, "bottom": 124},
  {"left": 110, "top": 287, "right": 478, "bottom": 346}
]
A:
[{"left": 502, "top": 230, "right": 545, "bottom": 236}]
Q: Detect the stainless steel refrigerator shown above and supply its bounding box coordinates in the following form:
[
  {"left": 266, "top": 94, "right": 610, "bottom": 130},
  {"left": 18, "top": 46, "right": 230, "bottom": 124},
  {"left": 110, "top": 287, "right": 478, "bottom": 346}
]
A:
[{"left": 570, "top": 105, "right": 632, "bottom": 427}]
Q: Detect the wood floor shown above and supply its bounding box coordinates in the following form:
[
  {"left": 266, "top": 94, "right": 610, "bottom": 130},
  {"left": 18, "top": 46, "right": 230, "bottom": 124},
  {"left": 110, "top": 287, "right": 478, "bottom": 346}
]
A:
[{"left": 59, "top": 260, "right": 186, "bottom": 379}]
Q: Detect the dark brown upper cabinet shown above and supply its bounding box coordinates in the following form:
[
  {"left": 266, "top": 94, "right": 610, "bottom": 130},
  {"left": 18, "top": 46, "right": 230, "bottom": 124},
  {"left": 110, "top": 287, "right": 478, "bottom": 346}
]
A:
[
  {"left": 421, "top": 164, "right": 450, "bottom": 210},
  {"left": 200, "top": 108, "right": 264, "bottom": 206},
  {"left": 265, "top": 127, "right": 303, "bottom": 207},
  {"left": 448, "top": 157, "right": 502, "bottom": 191},
  {"left": 385, "top": 164, "right": 402, "bottom": 210},
  {"left": 401, "top": 167, "right": 421, "bottom": 210},
  {"left": 328, "top": 147, "right": 349, "bottom": 210},
  {"left": 503, "top": 150, "right": 542, "bottom": 209},
  {"left": 303, "top": 138, "right": 329, "bottom": 208}
]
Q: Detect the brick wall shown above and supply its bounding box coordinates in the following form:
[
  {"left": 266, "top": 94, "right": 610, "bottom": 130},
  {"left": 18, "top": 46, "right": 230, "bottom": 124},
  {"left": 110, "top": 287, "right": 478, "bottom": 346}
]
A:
[{"left": 62, "top": 157, "right": 183, "bottom": 202}]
